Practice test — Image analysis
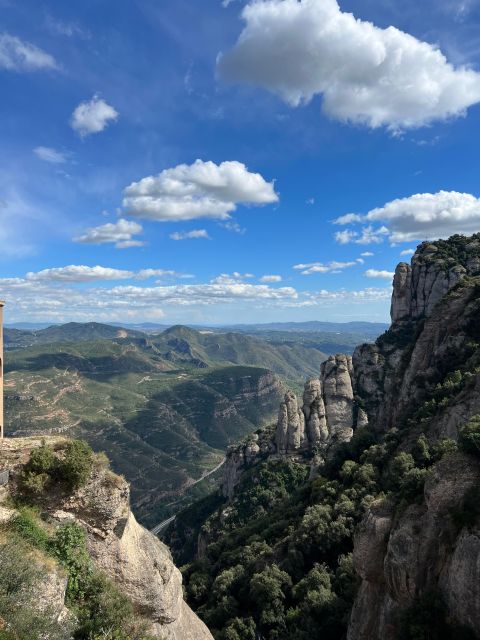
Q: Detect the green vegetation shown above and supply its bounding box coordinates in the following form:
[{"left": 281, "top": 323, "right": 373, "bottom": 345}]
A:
[
  {"left": 5, "top": 326, "right": 313, "bottom": 525},
  {"left": 416, "top": 234, "right": 480, "bottom": 271},
  {"left": 1, "top": 507, "right": 153, "bottom": 640},
  {"left": 21, "top": 440, "right": 95, "bottom": 496},
  {"left": 173, "top": 426, "right": 463, "bottom": 640},
  {"left": 4, "top": 323, "right": 385, "bottom": 525},
  {"left": 0, "top": 541, "right": 73, "bottom": 640},
  {"left": 459, "top": 415, "right": 480, "bottom": 457}
]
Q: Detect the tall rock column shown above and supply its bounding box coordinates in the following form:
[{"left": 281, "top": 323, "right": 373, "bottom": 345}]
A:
[
  {"left": 275, "top": 354, "right": 358, "bottom": 454},
  {"left": 276, "top": 391, "right": 306, "bottom": 454},
  {"left": 321, "top": 355, "right": 356, "bottom": 443}
]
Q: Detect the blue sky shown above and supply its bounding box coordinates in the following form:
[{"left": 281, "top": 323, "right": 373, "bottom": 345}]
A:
[{"left": 1, "top": 0, "right": 480, "bottom": 325}]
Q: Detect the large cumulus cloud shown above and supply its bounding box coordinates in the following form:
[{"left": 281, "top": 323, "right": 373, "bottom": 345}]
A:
[{"left": 218, "top": 0, "right": 480, "bottom": 130}]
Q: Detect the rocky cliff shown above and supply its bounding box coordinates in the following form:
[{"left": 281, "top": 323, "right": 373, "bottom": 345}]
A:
[
  {"left": 0, "top": 437, "right": 213, "bottom": 640},
  {"left": 346, "top": 235, "right": 480, "bottom": 639},
  {"left": 222, "top": 354, "right": 365, "bottom": 496},
  {"left": 216, "top": 233, "right": 480, "bottom": 638}
]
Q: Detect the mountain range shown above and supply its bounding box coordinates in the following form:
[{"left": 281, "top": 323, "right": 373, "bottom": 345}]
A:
[{"left": 165, "top": 233, "right": 480, "bottom": 640}]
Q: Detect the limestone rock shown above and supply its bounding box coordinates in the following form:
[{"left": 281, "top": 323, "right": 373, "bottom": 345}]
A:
[
  {"left": 389, "top": 240, "right": 480, "bottom": 322},
  {"left": 348, "top": 453, "right": 480, "bottom": 639},
  {"left": 221, "top": 428, "right": 275, "bottom": 498},
  {"left": 321, "top": 355, "right": 355, "bottom": 442},
  {"left": 276, "top": 391, "right": 306, "bottom": 454},
  {"left": 2, "top": 438, "right": 213, "bottom": 640}
]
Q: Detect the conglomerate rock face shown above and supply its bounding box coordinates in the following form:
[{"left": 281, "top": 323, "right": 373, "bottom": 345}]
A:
[
  {"left": 276, "top": 355, "right": 358, "bottom": 455},
  {"left": 346, "top": 235, "right": 480, "bottom": 639},
  {"left": 222, "top": 235, "right": 480, "bottom": 640},
  {"left": 348, "top": 454, "right": 480, "bottom": 640},
  {"left": 390, "top": 238, "right": 480, "bottom": 322},
  {"left": 2, "top": 438, "right": 213, "bottom": 640}
]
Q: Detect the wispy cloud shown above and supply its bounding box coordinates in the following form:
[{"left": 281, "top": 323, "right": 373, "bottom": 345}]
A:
[
  {"left": 0, "top": 33, "right": 57, "bottom": 71},
  {"left": 170, "top": 229, "right": 210, "bottom": 240},
  {"left": 33, "top": 146, "right": 68, "bottom": 164}
]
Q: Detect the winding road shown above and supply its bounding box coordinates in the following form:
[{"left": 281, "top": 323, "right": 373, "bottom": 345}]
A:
[{"left": 150, "top": 458, "right": 226, "bottom": 535}]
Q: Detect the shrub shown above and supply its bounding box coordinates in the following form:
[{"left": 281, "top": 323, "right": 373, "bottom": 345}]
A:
[
  {"left": 431, "top": 439, "right": 457, "bottom": 462},
  {"left": 26, "top": 441, "right": 56, "bottom": 475},
  {"left": 221, "top": 617, "right": 257, "bottom": 640},
  {"left": 59, "top": 440, "right": 94, "bottom": 490},
  {"left": 51, "top": 522, "right": 91, "bottom": 602},
  {"left": 0, "top": 541, "right": 72, "bottom": 640},
  {"left": 458, "top": 416, "right": 480, "bottom": 457},
  {"left": 22, "top": 471, "right": 51, "bottom": 495},
  {"left": 21, "top": 442, "right": 57, "bottom": 495},
  {"left": 9, "top": 507, "right": 50, "bottom": 552}
]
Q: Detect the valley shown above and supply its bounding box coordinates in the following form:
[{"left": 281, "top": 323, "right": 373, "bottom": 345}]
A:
[{"left": 4, "top": 322, "right": 383, "bottom": 526}]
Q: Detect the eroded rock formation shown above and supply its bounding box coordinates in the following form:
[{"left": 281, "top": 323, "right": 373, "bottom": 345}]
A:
[{"left": 1, "top": 438, "right": 213, "bottom": 640}]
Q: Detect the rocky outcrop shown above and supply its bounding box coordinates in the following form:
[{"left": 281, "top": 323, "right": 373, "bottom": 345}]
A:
[
  {"left": 348, "top": 453, "right": 480, "bottom": 639},
  {"left": 1, "top": 438, "right": 213, "bottom": 640},
  {"left": 221, "top": 355, "right": 360, "bottom": 495},
  {"left": 391, "top": 238, "right": 480, "bottom": 322},
  {"left": 276, "top": 390, "right": 307, "bottom": 454},
  {"left": 222, "top": 427, "right": 276, "bottom": 499},
  {"left": 276, "top": 354, "right": 359, "bottom": 455},
  {"left": 346, "top": 235, "right": 480, "bottom": 639}
]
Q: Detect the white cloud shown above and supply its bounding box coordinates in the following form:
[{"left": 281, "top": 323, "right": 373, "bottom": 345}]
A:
[
  {"left": 137, "top": 269, "right": 191, "bottom": 280},
  {"left": 306, "top": 287, "right": 391, "bottom": 301},
  {"left": 0, "top": 278, "right": 299, "bottom": 323},
  {"left": 260, "top": 274, "right": 282, "bottom": 283},
  {"left": 33, "top": 146, "right": 67, "bottom": 164},
  {"left": 361, "top": 252, "right": 374, "bottom": 257},
  {"left": 71, "top": 95, "right": 118, "bottom": 137},
  {"left": 45, "top": 16, "right": 90, "bottom": 39},
  {"left": 211, "top": 272, "right": 255, "bottom": 284},
  {"left": 23, "top": 266, "right": 189, "bottom": 284},
  {"left": 123, "top": 159, "right": 278, "bottom": 222},
  {"left": 337, "top": 191, "right": 480, "bottom": 244},
  {"left": 334, "top": 213, "right": 363, "bottom": 225},
  {"left": 335, "top": 225, "right": 389, "bottom": 245},
  {"left": 26, "top": 265, "right": 134, "bottom": 283},
  {"left": 364, "top": 269, "right": 395, "bottom": 279},
  {"left": 221, "top": 220, "right": 246, "bottom": 234},
  {"left": 0, "top": 33, "right": 57, "bottom": 71},
  {"left": 400, "top": 248, "right": 415, "bottom": 256},
  {"left": 364, "top": 191, "right": 480, "bottom": 243},
  {"left": 218, "top": 0, "right": 480, "bottom": 130},
  {"left": 293, "top": 260, "right": 357, "bottom": 275},
  {"left": 115, "top": 240, "right": 145, "bottom": 249},
  {"left": 170, "top": 229, "right": 210, "bottom": 240},
  {"left": 74, "top": 219, "right": 144, "bottom": 249},
  {"left": 0, "top": 270, "right": 394, "bottom": 323}
]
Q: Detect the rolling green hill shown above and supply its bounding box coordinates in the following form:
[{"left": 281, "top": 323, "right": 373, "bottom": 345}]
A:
[{"left": 4, "top": 324, "right": 330, "bottom": 525}]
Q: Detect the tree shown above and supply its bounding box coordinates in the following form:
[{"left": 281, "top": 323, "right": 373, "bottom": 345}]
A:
[{"left": 459, "top": 416, "right": 480, "bottom": 457}]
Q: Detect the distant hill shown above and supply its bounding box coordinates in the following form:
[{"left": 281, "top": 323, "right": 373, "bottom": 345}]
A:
[
  {"left": 4, "top": 324, "right": 330, "bottom": 525},
  {"left": 222, "top": 320, "right": 389, "bottom": 335},
  {"left": 4, "top": 322, "right": 144, "bottom": 349}
]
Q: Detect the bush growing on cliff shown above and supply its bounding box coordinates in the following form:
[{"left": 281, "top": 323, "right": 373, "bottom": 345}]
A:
[
  {"left": 459, "top": 416, "right": 480, "bottom": 457},
  {"left": 21, "top": 440, "right": 95, "bottom": 496},
  {"left": 59, "top": 440, "right": 95, "bottom": 490},
  {"left": 0, "top": 541, "right": 72, "bottom": 640}
]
